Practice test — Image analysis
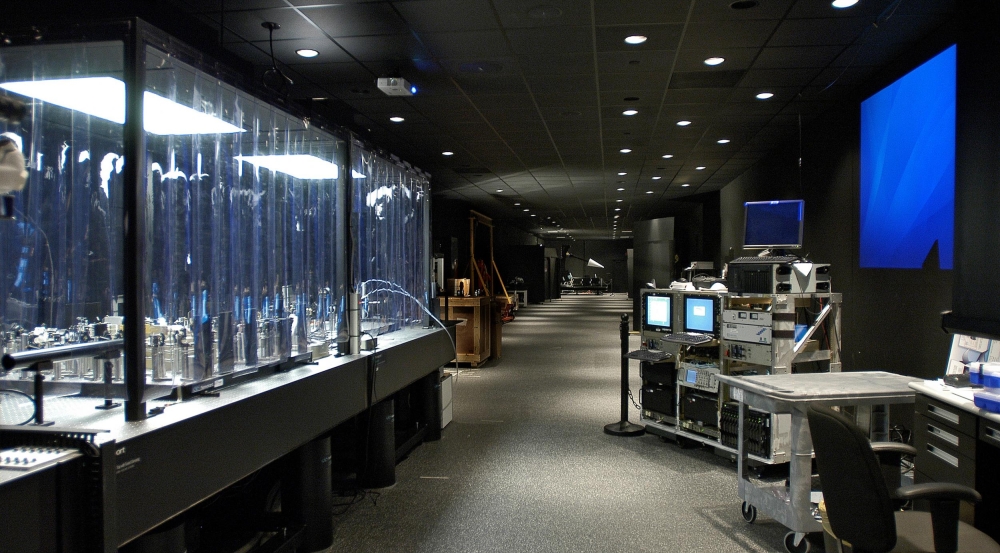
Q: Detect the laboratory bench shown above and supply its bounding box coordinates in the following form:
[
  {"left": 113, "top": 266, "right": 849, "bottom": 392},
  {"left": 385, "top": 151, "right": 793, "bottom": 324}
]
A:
[{"left": 0, "top": 325, "right": 456, "bottom": 553}]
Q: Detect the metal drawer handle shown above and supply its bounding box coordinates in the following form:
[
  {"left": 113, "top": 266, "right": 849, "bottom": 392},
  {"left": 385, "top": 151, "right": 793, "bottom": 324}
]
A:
[
  {"left": 985, "top": 427, "right": 1000, "bottom": 446},
  {"left": 927, "top": 424, "right": 960, "bottom": 447},
  {"left": 927, "top": 404, "right": 961, "bottom": 425},
  {"left": 926, "top": 443, "right": 959, "bottom": 468}
]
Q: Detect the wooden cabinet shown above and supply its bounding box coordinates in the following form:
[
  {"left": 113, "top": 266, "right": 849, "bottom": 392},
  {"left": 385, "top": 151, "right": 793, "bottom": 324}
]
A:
[{"left": 439, "top": 296, "right": 491, "bottom": 366}]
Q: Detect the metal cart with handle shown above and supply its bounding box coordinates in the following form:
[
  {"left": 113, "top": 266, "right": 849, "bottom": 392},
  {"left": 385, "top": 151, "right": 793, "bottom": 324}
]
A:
[{"left": 715, "top": 371, "right": 921, "bottom": 553}]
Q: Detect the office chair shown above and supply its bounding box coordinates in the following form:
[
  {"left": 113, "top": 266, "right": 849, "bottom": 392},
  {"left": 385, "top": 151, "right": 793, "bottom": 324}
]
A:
[{"left": 807, "top": 405, "right": 1000, "bottom": 553}]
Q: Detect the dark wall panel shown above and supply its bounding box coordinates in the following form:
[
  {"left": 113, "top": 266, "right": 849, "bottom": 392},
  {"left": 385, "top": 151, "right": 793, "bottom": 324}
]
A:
[
  {"left": 721, "top": 103, "right": 952, "bottom": 381},
  {"left": 632, "top": 218, "right": 675, "bottom": 329}
]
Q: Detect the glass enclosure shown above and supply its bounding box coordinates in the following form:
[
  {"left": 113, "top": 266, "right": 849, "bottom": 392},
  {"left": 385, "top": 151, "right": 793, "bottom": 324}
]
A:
[
  {"left": 0, "top": 30, "right": 348, "bottom": 400},
  {"left": 351, "top": 142, "right": 430, "bottom": 336}
]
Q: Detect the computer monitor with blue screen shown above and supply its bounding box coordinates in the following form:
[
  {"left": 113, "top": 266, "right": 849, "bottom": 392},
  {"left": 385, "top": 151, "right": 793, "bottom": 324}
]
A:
[
  {"left": 643, "top": 293, "right": 672, "bottom": 333},
  {"left": 684, "top": 295, "right": 718, "bottom": 336},
  {"left": 744, "top": 200, "right": 804, "bottom": 250}
]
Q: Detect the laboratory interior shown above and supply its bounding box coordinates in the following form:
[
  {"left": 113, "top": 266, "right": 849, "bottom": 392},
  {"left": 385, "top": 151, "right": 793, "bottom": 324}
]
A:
[{"left": 1, "top": 1, "right": 998, "bottom": 552}]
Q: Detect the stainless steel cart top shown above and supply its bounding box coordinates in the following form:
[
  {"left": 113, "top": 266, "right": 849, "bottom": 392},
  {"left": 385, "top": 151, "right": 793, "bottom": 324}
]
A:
[{"left": 717, "top": 371, "right": 921, "bottom": 411}]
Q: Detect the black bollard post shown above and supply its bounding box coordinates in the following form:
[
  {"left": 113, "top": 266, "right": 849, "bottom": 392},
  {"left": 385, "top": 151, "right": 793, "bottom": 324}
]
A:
[{"left": 604, "top": 313, "right": 645, "bottom": 436}]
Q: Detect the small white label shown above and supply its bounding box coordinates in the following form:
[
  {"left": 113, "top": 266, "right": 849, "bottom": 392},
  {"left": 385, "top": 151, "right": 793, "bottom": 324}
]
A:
[{"left": 732, "top": 388, "right": 743, "bottom": 402}]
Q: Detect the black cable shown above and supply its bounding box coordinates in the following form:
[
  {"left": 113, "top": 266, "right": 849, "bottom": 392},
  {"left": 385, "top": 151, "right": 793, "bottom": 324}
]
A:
[{"left": 0, "top": 388, "right": 35, "bottom": 425}]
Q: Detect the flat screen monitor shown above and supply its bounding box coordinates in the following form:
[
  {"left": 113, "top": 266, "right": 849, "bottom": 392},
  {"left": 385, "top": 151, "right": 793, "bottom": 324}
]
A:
[
  {"left": 743, "top": 200, "right": 804, "bottom": 250},
  {"left": 684, "top": 295, "right": 718, "bottom": 335},
  {"left": 643, "top": 293, "right": 672, "bottom": 333}
]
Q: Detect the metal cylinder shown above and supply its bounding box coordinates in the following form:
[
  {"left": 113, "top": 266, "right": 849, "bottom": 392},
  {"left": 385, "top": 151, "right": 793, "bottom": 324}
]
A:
[{"left": 349, "top": 292, "right": 360, "bottom": 355}]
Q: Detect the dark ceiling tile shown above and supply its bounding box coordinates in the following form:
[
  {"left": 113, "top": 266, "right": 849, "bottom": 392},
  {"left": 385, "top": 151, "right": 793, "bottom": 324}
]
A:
[
  {"left": 600, "top": 72, "right": 670, "bottom": 92},
  {"left": 247, "top": 38, "right": 353, "bottom": 64},
  {"left": 526, "top": 74, "right": 598, "bottom": 94},
  {"left": 598, "top": 90, "right": 662, "bottom": 106},
  {"left": 669, "top": 70, "right": 746, "bottom": 89},
  {"left": 596, "top": 50, "right": 676, "bottom": 74},
  {"left": 455, "top": 73, "right": 527, "bottom": 95},
  {"left": 739, "top": 67, "right": 823, "bottom": 88},
  {"left": 224, "top": 41, "right": 278, "bottom": 66},
  {"left": 690, "top": 0, "right": 795, "bottom": 21},
  {"left": 519, "top": 52, "right": 595, "bottom": 76},
  {"left": 393, "top": 0, "right": 499, "bottom": 32},
  {"left": 336, "top": 34, "right": 430, "bottom": 61},
  {"left": 661, "top": 88, "right": 735, "bottom": 105},
  {"left": 184, "top": 0, "right": 288, "bottom": 13},
  {"left": 594, "top": 24, "right": 685, "bottom": 53},
  {"left": 754, "top": 44, "right": 846, "bottom": 69},
  {"left": 439, "top": 57, "right": 518, "bottom": 76},
  {"left": 300, "top": 4, "right": 408, "bottom": 37},
  {"left": 287, "top": 61, "right": 372, "bottom": 83},
  {"left": 506, "top": 26, "right": 594, "bottom": 55},
  {"left": 673, "top": 47, "right": 760, "bottom": 71},
  {"left": 220, "top": 8, "right": 327, "bottom": 42},
  {"left": 419, "top": 30, "right": 512, "bottom": 58},
  {"left": 492, "top": 0, "right": 593, "bottom": 28},
  {"left": 533, "top": 92, "right": 599, "bottom": 108},
  {"left": 786, "top": 0, "right": 900, "bottom": 19},
  {"left": 593, "top": 0, "right": 689, "bottom": 24},
  {"left": 769, "top": 18, "right": 872, "bottom": 47},
  {"left": 681, "top": 20, "right": 780, "bottom": 48},
  {"left": 467, "top": 94, "right": 536, "bottom": 111}
]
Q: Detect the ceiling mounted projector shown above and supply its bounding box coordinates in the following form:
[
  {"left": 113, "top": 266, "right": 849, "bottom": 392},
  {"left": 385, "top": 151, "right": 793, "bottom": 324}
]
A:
[{"left": 377, "top": 77, "right": 416, "bottom": 96}]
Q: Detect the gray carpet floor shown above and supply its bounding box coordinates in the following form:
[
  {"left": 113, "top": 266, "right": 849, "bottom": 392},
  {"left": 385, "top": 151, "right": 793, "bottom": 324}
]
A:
[{"left": 329, "top": 295, "right": 790, "bottom": 552}]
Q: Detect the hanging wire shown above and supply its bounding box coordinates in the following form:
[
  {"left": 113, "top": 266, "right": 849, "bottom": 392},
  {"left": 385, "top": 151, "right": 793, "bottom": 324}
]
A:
[{"left": 260, "top": 22, "right": 293, "bottom": 97}]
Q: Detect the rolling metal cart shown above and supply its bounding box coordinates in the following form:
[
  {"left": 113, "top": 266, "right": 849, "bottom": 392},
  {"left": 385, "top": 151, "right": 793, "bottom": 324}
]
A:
[{"left": 715, "top": 371, "right": 921, "bottom": 553}]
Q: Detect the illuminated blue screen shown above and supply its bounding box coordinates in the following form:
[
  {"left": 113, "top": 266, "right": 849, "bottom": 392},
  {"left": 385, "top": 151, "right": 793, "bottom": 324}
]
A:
[
  {"left": 685, "top": 297, "right": 715, "bottom": 334},
  {"left": 860, "top": 45, "right": 955, "bottom": 269}
]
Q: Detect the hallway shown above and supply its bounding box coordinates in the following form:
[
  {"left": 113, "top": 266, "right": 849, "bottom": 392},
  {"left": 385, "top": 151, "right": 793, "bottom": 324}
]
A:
[{"left": 330, "top": 295, "right": 788, "bottom": 552}]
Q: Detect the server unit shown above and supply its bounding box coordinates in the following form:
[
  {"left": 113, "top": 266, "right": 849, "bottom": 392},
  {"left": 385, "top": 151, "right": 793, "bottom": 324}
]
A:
[{"left": 727, "top": 261, "right": 831, "bottom": 295}]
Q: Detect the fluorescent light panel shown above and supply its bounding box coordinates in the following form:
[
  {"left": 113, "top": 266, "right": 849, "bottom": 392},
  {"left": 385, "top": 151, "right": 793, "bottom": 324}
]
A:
[
  {"left": 0, "top": 76, "right": 243, "bottom": 135},
  {"left": 236, "top": 155, "right": 339, "bottom": 180}
]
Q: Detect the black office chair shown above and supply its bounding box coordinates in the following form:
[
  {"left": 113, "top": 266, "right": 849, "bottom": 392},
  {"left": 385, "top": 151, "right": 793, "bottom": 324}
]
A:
[{"left": 807, "top": 405, "right": 1000, "bottom": 553}]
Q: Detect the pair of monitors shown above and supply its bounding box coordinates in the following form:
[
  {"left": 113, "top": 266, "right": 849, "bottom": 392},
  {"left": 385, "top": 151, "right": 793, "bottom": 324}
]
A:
[{"left": 644, "top": 293, "right": 718, "bottom": 336}]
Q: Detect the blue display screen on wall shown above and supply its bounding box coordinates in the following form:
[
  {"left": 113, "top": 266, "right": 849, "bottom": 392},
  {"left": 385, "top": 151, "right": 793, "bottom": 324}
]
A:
[{"left": 860, "top": 44, "right": 955, "bottom": 269}]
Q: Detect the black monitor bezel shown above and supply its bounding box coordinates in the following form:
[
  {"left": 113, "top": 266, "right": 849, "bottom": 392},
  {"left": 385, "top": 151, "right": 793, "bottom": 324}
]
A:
[
  {"left": 683, "top": 294, "right": 720, "bottom": 336},
  {"left": 743, "top": 199, "right": 805, "bottom": 250},
  {"left": 642, "top": 292, "right": 673, "bottom": 334}
]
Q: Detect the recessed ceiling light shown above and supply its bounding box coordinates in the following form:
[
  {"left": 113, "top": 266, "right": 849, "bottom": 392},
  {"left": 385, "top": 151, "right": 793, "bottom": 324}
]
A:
[
  {"left": 530, "top": 214, "right": 537, "bottom": 217},
  {"left": 717, "top": 139, "right": 731, "bottom": 144},
  {"left": 614, "top": 215, "right": 620, "bottom": 218},
  {"left": 646, "top": 190, "right": 653, "bottom": 194},
  {"left": 617, "top": 187, "right": 625, "bottom": 191},
  {"left": 615, "top": 208, "right": 621, "bottom": 211},
  {"left": 696, "top": 166, "right": 706, "bottom": 170},
  {"left": 618, "top": 172, "right": 627, "bottom": 176},
  {"left": 389, "top": 116, "right": 404, "bottom": 123},
  {"left": 622, "top": 109, "right": 638, "bottom": 116},
  {"left": 514, "top": 202, "right": 521, "bottom": 206},
  {"left": 731, "top": 0, "right": 759, "bottom": 8},
  {"left": 662, "top": 154, "right": 673, "bottom": 159},
  {"left": 652, "top": 176, "right": 662, "bottom": 180},
  {"left": 296, "top": 49, "right": 319, "bottom": 58},
  {"left": 496, "top": 189, "right": 504, "bottom": 193},
  {"left": 442, "top": 151, "right": 454, "bottom": 156},
  {"left": 681, "top": 183, "right": 691, "bottom": 187},
  {"left": 756, "top": 92, "right": 774, "bottom": 100},
  {"left": 624, "top": 35, "right": 647, "bottom": 45},
  {"left": 620, "top": 148, "right": 632, "bottom": 153},
  {"left": 523, "top": 208, "right": 529, "bottom": 212},
  {"left": 832, "top": 0, "right": 858, "bottom": 7},
  {"left": 704, "top": 57, "right": 725, "bottom": 66},
  {"left": 676, "top": 120, "right": 692, "bottom": 126},
  {"left": 616, "top": 199, "right": 623, "bottom": 202}
]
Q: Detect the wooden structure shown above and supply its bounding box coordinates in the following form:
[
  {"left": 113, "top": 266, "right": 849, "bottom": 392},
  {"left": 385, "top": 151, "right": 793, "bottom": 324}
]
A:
[{"left": 439, "top": 296, "right": 491, "bottom": 366}]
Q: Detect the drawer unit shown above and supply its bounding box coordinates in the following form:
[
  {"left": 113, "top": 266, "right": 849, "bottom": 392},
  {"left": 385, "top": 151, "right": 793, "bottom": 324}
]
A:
[
  {"left": 916, "top": 394, "right": 977, "bottom": 436},
  {"left": 980, "top": 419, "right": 1000, "bottom": 449},
  {"left": 917, "top": 413, "right": 977, "bottom": 460},
  {"left": 914, "top": 428, "right": 976, "bottom": 488}
]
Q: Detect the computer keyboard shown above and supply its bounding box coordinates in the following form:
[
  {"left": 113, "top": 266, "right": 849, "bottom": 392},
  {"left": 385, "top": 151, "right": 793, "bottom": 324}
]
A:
[
  {"left": 662, "top": 332, "right": 714, "bottom": 346},
  {"left": 730, "top": 255, "right": 802, "bottom": 263},
  {"left": 625, "top": 349, "right": 672, "bottom": 363}
]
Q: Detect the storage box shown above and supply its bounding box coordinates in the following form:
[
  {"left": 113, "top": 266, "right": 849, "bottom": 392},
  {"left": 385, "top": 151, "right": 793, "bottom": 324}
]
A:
[{"left": 974, "top": 390, "right": 1000, "bottom": 413}]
